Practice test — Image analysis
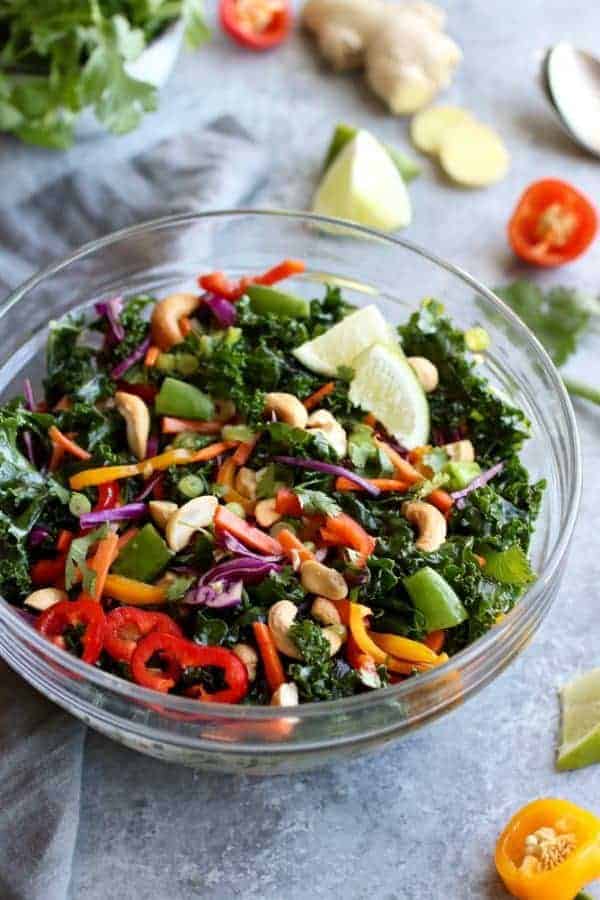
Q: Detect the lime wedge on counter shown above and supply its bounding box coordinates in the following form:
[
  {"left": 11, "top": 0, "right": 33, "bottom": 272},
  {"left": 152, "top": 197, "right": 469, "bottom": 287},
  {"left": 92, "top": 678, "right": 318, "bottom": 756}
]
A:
[
  {"left": 348, "top": 343, "right": 429, "bottom": 448},
  {"left": 293, "top": 304, "right": 396, "bottom": 376},
  {"left": 557, "top": 668, "right": 600, "bottom": 771},
  {"left": 312, "top": 130, "right": 412, "bottom": 231}
]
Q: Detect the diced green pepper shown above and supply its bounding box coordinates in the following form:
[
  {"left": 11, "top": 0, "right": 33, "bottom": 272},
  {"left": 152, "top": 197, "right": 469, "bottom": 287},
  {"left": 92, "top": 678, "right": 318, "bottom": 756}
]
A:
[
  {"left": 246, "top": 284, "right": 310, "bottom": 319},
  {"left": 403, "top": 566, "right": 468, "bottom": 631},
  {"left": 323, "top": 123, "right": 421, "bottom": 182},
  {"left": 111, "top": 523, "right": 171, "bottom": 583},
  {"left": 443, "top": 461, "right": 481, "bottom": 490},
  {"left": 221, "top": 424, "right": 256, "bottom": 442},
  {"left": 155, "top": 377, "right": 214, "bottom": 420}
]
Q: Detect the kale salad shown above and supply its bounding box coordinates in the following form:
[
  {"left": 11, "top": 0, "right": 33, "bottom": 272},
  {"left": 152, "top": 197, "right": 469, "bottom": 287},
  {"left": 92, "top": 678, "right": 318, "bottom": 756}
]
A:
[{"left": 0, "top": 259, "right": 544, "bottom": 706}]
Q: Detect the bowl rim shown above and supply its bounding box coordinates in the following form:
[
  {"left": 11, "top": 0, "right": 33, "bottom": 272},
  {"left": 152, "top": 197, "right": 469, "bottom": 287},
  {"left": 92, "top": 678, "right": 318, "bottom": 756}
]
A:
[{"left": 0, "top": 208, "right": 582, "bottom": 722}]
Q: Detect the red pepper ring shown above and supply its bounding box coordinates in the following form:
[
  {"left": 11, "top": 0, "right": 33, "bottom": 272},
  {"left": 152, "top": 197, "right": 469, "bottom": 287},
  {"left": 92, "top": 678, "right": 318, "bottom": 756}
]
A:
[
  {"left": 103, "top": 607, "right": 183, "bottom": 664},
  {"left": 131, "top": 633, "right": 249, "bottom": 703},
  {"left": 36, "top": 598, "right": 106, "bottom": 664},
  {"left": 219, "top": 0, "right": 292, "bottom": 51}
]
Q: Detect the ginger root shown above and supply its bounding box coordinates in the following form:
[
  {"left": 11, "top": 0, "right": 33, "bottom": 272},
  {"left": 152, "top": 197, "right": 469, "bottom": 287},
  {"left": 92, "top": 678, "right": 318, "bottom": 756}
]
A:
[{"left": 302, "top": 0, "right": 462, "bottom": 114}]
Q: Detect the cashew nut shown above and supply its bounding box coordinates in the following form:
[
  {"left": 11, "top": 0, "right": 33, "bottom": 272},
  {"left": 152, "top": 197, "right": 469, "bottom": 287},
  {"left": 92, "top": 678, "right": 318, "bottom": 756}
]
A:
[
  {"left": 233, "top": 643, "right": 258, "bottom": 682},
  {"left": 24, "top": 587, "right": 67, "bottom": 612},
  {"left": 234, "top": 467, "right": 257, "bottom": 501},
  {"left": 254, "top": 498, "right": 282, "bottom": 529},
  {"left": 264, "top": 392, "right": 308, "bottom": 429},
  {"left": 268, "top": 600, "right": 303, "bottom": 659},
  {"left": 300, "top": 560, "right": 348, "bottom": 601},
  {"left": 271, "top": 682, "right": 299, "bottom": 707},
  {"left": 310, "top": 596, "right": 342, "bottom": 626},
  {"left": 151, "top": 292, "right": 200, "bottom": 351},
  {"left": 165, "top": 495, "right": 218, "bottom": 552},
  {"left": 114, "top": 391, "right": 150, "bottom": 460},
  {"left": 306, "top": 409, "right": 347, "bottom": 458},
  {"left": 149, "top": 500, "right": 178, "bottom": 531},
  {"left": 443, "top": 439, "right": 475, "bottom": 463},
  {"left": 407, "top": 356, "right": 439, "bottom": 393},
  {"left": 321, "top": 624, "right": 347, "bottom": 656},
  {"left": 402, "top": 500, "right": 447, "bottom": 552}
]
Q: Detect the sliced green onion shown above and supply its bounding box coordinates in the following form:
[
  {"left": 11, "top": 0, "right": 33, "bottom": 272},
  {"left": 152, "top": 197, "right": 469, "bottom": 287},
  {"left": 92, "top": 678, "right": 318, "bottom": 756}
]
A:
[{"left": 69, "top": 492, "right": 92, "bottom": 516}]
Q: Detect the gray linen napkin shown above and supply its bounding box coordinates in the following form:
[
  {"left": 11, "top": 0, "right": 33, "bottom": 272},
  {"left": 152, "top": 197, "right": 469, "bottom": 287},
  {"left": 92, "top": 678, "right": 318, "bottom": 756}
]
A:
[{"left": 0, "top": 116, "right": 267, "bottom": 900}]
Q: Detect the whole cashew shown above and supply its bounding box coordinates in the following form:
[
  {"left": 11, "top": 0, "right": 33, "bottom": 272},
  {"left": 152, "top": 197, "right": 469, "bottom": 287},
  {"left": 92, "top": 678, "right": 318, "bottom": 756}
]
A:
[
  {"left": 407, "top": 356, "right": 439, "bottom": 393},
  {"left": 402, "top": 500, "right": 447, "bottom": 552},
  {"left": 268, "top": 600, "right": 304, "bottom": 659},
  {"left": 149, "top": 500, "right": 178, "bottom": 531},
  {"left": 271, "top": 682, "right": 299, "bottom": 707},
  {"left": 321, "top": 624, "right": 347, "bottom": 656},
  {"left": 151, "top": 292, "right": 200, "bottom": 351},
  {"left": 165, "top": 495, "right": 218, "bottom": 552},
  {"left": 264, "top": 392, "right": 308, "bottom": 429},
  {"left": 235, "top": 467, "right": 257, "bottom": 501},
  {"left": 254, "top": 498, "right": 282, "bottom": 528},
  {"left": 310, "top": 597, "right": 342, "bottom": 626},
  {"left": 443, "top": 439, "right": 475, "bottom": 462},
  {"left": 232, "top": 643, "right": 259, "bottom": 682},
  {"left": 306, "top": 409, "right": 347, "bottom": 458},
  {"left": 24, "top": 587, "right": 67, "bottom": 612},
  {"left": 300, "top": 560, "right": 348, "bottom": 601},
  {"left": 115, "top": 391, "right": 150, "bottom": 460}
]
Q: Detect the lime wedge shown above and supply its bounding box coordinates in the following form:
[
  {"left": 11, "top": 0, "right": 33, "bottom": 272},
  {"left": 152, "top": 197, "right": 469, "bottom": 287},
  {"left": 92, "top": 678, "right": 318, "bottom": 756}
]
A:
[
  {"left": 557, "top": 668, "right": 600, "bottom": 771},
  {"left": 312, "top": 130, "right": 412, "bottom": 231},
  {"left": 293, "top": 304, "right": 397, "bottom": 377},
  {"left": 349, "top": 343, "right": 429, "bottom": 448}
]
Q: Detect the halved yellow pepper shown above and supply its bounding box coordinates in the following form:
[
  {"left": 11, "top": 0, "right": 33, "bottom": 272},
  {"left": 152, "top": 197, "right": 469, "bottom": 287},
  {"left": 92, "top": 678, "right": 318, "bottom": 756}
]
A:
[{"left": 495, "top": 798, "right": 600, "bottom": 900}]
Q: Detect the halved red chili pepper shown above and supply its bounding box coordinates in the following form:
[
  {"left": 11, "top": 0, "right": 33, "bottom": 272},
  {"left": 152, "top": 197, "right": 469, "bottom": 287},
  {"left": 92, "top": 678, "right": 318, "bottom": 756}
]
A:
[
  {"left": 36, "top": 598, "right": 106, "bottom": 664},
  {"left": 219, "top": 0, "right": 292, "bottom": 51},
  {"left": 131, "top": 633, "right": 249, "bottom": 703},
  {"left": 508, "top": 178, "right": 598, "bottom": 267},
  {"left": 103, "top": 607, "right": 183, "bottom": 664}
]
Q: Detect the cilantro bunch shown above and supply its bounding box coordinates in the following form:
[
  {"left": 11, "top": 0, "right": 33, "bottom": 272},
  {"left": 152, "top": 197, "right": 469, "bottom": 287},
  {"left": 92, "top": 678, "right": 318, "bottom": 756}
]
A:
[{"left": 0, "top": 0, "right": 209, "bottom": 149}]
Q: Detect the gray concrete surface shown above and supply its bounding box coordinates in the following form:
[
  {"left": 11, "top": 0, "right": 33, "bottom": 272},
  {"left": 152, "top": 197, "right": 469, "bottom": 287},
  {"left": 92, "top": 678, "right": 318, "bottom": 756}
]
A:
[{"left": 3, "top": 1, "right": 600, "bottom": 897}]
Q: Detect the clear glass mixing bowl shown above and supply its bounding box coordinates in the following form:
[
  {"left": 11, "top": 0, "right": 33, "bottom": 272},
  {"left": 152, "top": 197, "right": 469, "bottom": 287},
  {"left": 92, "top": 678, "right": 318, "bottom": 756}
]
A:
[{"left": 0, "top": 211, "right": 581, "bottom": 774}]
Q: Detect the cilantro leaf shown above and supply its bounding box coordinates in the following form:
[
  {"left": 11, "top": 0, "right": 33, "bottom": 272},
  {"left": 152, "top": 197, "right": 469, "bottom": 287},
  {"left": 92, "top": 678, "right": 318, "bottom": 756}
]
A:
[
  {"left": 295, "top": 488, "right": 341, "bottom": 517},
  {"left": 482, "top": 544, "right": 536, "bottom": 586}
]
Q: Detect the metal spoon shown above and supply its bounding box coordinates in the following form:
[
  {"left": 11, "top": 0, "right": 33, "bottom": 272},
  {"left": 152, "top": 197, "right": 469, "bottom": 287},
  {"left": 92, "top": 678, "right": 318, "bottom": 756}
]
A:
[{"left": 542, "top": 42, "right": 600, "bottom": 158}]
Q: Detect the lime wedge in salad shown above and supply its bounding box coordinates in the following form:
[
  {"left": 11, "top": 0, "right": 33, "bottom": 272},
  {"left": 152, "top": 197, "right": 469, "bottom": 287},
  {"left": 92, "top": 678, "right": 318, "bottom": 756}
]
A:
[
  {"left": 557, "top": 668, "right": 600, "bottom": 771},
  {"left": 348, "top": 342, "right": 429, "bottom": 448},
  {"left": 292, "top": 304, "right": 396, "bottom": 376},
  {"left": 312, "top": 130, "right": 412, "bottom": 232}
]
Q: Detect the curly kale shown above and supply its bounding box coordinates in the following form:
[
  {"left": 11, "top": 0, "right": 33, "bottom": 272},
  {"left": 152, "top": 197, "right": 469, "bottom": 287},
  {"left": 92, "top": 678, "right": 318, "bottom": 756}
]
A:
[
  {"left": 287, "top": 620, "right": 359, "bottom": 701},
  {"left": 104, "top": 295, "right": 152, "bottom": 363},
  {"left": 45, "top": 317, "right": 96, "bottom": 401}
]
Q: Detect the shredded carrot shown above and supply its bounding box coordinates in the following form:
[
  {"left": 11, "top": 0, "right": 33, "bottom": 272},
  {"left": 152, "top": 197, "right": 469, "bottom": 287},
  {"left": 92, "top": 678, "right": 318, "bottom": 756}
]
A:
[
  {"left": 375, "top": 439, "right": 423, "bottom": 484},
  {"left": 216, "top": 456, "right": 237, "bottom": 488},
  {"left": 303, "top": 381, "right": 335, "bottom": 411},
  {"left": 427, "top": 489, "right": 454, "bottom": 515},
  {"left": 56, "top": 529, "right": 73, "bottom": 554},
  {"left": 189, "top": 441, "right": 238, "bottom": 463},
  {"left": 161, "top": 416, "right": 222, "bottom": 435},
  {"left": 363, "top": 413, "right": 377, "bottom": 428},
  {"left": 49, "top": 442, "right": 66, "bottom": 473},
  {"left": 87, "top": 531, "right": 119, "bottom": 602},
  {"left": 335, "top": 476, "right": 411, "bottom": 493},
  {"left": 179, "top": 315, "right": 193, "bottom": 337},
  {"left": 424, "top": 630, "right": 446, "bottom": 654},
  {"left": 144, "top": 345, "right": 160, "bottom": 367},
  {"left": 252, "top": 622, "right": 286, "bottom": 694},
  {"left": 276, "top": 528, "right": 315, "bottom": 565},
  {"left": 48, "top": 425, "right": 91, "bottom": 461},
  {"left": 232, "top": 436, "right": 259, "bottom": 466}
]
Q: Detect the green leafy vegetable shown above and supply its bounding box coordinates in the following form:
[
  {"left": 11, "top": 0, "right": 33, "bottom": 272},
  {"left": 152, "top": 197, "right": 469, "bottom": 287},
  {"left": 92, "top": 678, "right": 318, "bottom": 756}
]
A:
[
  {"left": 165, "top": 575, "right": 195, "bottom": 602},
  {"left": 65, "top": 524, "right": 110, "bottom": 593},
  {"left": 287, "top": 619, "right": 359, "bottom": 701},
  {"left": 482, "top": 544, "right": 535, "bottom": 585},
  {"left": 295, "top": 488, "right": 341, "bottom": 517}
]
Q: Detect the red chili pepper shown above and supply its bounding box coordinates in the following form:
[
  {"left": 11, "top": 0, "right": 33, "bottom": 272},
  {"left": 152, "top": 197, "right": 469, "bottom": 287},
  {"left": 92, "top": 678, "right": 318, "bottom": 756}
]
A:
[
  {"left": 103, "top": 607, "right": 182, "bottom": 664},
  {"left": 219, "top": 0, "right": 292, "bottom": 51},
  {"left": 95, "top": 480, "right": 120, "bottom": 512},
  {"left": 131, "top": 633, "right": 249, "bottom": 703},
  {"left": 36, "top": 598, "right": 106, "bottom": 664},
  {"left": 31, "top": 556, "right": 67, "bottom": 586},
  {"left": 508, "top": 178, "right": 598, "bottom": 267}
]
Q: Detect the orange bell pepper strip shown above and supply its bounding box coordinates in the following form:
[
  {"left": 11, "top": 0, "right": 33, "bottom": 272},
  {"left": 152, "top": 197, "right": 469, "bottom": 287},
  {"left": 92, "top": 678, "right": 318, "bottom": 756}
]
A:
[
  {"left": 103, "top": 573, "right": 167, "bottom": 606},
  {"left": 252, "top": 622, "right": 287, "bottom": 694},
  {"left": 334, "top": 477, "right": 410, "bottom": 493},
  {"left": 214, "top": 506, "right": 282, "bottom": 556},
  {"left": 303, "top": 381, "right": 335, "bottom": 411},
  {"left": 161, "top": 416, "right": 222, "bottom": 435},
  {"left": 495, "top": 798, "right": 600, "bottom": 900},
  {"left": 276, "top": 528, "right": 315, "bottom": 565},
  {"left": 347, "top": 602, "right": 438, "bottom": 676},
  {"left": 319, "top": 513, "right": 376, "bottom": 567},
  {"left": 369, "top": 631, "right": 440, "bottom": 666},
  {"left": 189, "top": 441, "right": 238, "bottom": 462},
  {"left": 48, "top": 425, "right": 91, "bottom": 461},
  {"left": 275, "top": 488, "right": 303, "bottom": 517}
]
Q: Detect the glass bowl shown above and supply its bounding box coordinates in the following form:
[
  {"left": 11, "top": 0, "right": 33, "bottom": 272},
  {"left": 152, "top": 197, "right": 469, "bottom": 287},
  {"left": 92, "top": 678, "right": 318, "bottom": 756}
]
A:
[{"left": 0, "top": 210, "right": 580, "bottom": 774}]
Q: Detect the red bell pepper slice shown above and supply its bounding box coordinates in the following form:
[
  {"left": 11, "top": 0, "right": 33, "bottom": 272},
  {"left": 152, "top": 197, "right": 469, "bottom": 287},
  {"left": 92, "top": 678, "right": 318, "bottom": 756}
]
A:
[
  {"left": 219, "top": 0, "right": 292, "bottom": 52},
  {"left": 116, "top": 381, "right": 158, "bottom": 404},
  {"left": 131, "top": 633, "right": 249, "bottom": 703},
  {"left": 320, "top": 513, "right": 376, "bottom": 567},
  {"left": 508, "top": 178, "right": 597, "bottom": 267},
  {"left": 103, "top": 607, "right": 183, "bottom": 664},
  {"left": 214, "top": 505, "right": 282, "bottom": 556},
  {"left": 36, "top": 598, "right": 106, "bottom": 664},
  {"left": 275, "top": 487, "right": 303, "bottom": 517}
]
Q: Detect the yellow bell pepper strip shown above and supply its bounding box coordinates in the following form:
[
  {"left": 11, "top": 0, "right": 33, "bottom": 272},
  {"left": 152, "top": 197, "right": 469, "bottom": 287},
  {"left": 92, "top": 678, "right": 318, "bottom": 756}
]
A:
[
  {"left": 69, "top": 444, "right": 238, "bottom": 491},
  {"left": 369, "top": 631, "right": 442, "bottom": 666},
  {"left": 347, "top": 602, "right": 437, "bottom": 676},
  {"left": 103, "top": 574, "right": 167, "bottom": 607},
  {"left": 495, "top": 798, "right": 600, "bottom": 900}
]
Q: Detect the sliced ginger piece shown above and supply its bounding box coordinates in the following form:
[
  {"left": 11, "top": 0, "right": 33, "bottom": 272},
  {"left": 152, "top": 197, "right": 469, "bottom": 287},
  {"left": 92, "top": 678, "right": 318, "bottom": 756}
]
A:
[
  {"left": 410, "top": 105, "right": 474, "bottom": 155},
  {"left": 439, "top": 120, "right": 510, "bottom": 187}
]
